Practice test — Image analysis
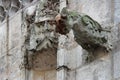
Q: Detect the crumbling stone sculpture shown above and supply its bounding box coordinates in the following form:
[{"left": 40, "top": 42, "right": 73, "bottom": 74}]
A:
[
  {"left": 23, "top": 0, "right": 59, "bottom": 70},
  {"left": 0, "top": 0, "right": 37, "bottom": 23},
  {"left": 55, "top": 7, "right": 112, "bottom": 53},
  {"left": 24, "top": 0, "right": 59, "bottom": 52}
]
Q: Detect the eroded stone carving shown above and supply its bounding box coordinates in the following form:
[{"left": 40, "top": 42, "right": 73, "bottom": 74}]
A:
[
  {"left": 21, "top": 0, "right": 34, "bottom": 7},
  {"left": 23, "top": 0, "right": 59, "bottom": 70},
  {"left": 24, "top": 0, "right": 59, "bottom": 52},
  {"left": 9, "top": 0, "right": 20, "bottom": 16},
  {"left": 28, "top": 20, "right": 58, "bottom": 51},
  {"left": 0, "top": 6, "right": 6, "bottom": 22},
  {"left": 0, "top": 1, "right": 6, "bottom": 22},
  {"left": 0, "top": 0, "right": 36, "bottom": 22},
  {"left": 55, "top": 7, "right": 112, "bottom": 53}
]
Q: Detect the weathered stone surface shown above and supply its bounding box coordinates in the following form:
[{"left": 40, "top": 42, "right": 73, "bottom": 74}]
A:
[
  {"left": 45, "top": 70, "right": 56, "bottom": 80},
  {"left": 61, "top": 0, "right": 114, "bottom": 80},
  {"left": 9, "top": 12, "right": 22, "bottom": 50},
  {"left": 0, "top": 6, "right": 24, "bottom": 80},
  {"left": 8, "top": 11, "right": 24, "bottom": 80},
  {"left": 0, "top": 23, "right": 7, "bottom": 57},
  {"left": 68, "top": 55, "right": 112, "bottom": 80},
  {"left": 32, "top": 70, "right": 56, "bottom": 80},
  {"left": 0, "top": 56, "right": 7, "bottom": 80},
  {"left": 114, "top": 52, "right": 120, "bottom": 79},
  {"left": 0, "top": 0, "right": 120, "bottom": 80},
  {"left": 23, "top": 1, "right": 59, "bottom": 72},
  {"left": 115, "top": 78, "right": 120, "bottom": 80},
  {"left": 57, "top": 68, "right": 67, "bottom": 80},
  {"left": 0, "top": 22, "right": 7, "bottom": 80},
  {"left": 69, "top": 0, "right": 112, "bottom": 25},
  {"left": 0, "top": 0, "right": 37, "bottom": 23},
  {"left": 24, "top": 0, "right": 59, "bottom": 52},
  {"left": 56, "top": 7, "right": 112, "bottom": 52},
  {"left": 57, "top": 32, "right": 84, "bottom": 69},
  {"left": 32, "top": 48, "right": 57, "bottom": 71},
  {"left": 113, "top": 0, "right": 120, "bottom": 79},
  {"left": 114, "top": 0, "right": 120, "bottom": 42}
]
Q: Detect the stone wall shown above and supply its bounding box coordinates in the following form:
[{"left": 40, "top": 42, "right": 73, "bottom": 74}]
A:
[
  {"left": 0, "top": 21, "right": 7, "bottom": 80},
  {"left": 113, "top": 0, "right": 120, "bottom": 80},
  {"left": 65, "top": 0, "right": 120, "bottom": 80},
  {"left": 0, "top": 11, "right": 24, "bottom": 80},
  {"left": 0, "top": 0, "right": 120, "bottom": 80},
  {"left": 56, "top": 0, "right": 119, "bottom": 80}
]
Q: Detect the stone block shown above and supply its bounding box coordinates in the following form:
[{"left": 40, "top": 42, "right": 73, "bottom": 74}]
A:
[
  {"left": 32, "top": 48, "right": 57, "bottom": 71},
  {"left": 114, "top": 52, "right": 120, "bottom": 79},
  {"left": 69, "top": 0, "right": 112, "bottom": 26},
  {"left": 66, "top": 46, "right": 83, "bottom": 69},
  {"left": 0, "top": 56, "right": 7, "bottom": 75},
  {"left": 9, "top": 12, "right": 22, "bottom": 49},
  {"left": 45, "top": 70, "right": 56, "bottom": 80},
  {"left": 67, "top": 70, "right": 76, "bottom": 80},
  {"left": 32, "top": 70, "right": 45, "bottom": 80},
  {"left": 114, "top": 1, "right": 120, "bottom": 41},
  {"left": 32, "top": 70, "right": 56, "bottom": 80},
  {"left": 67, "top": 55, "right": 112, "bottom": 80},
  {"left": 0, "top": 23, "right": 7, "bottom": 57},
  {"left": 8, "top": 48, "right": 23, "bottom": 80},
  {"left": 57, "top": 48, "right": 68, "bottom": 67},
  {"left": 57, "top": 69, "right": 67, "bottom": 80},
  {"left": 57, "top": 32, "right": 84, "bottom": 69}
]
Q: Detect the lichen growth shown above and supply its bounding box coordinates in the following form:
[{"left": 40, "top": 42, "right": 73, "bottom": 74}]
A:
[{"left": 55, "top": 7, "right": 112, "bottom": 53}]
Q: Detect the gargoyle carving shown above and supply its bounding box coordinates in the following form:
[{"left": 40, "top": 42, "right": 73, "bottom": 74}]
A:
[{"left": 55, "top": 7, "right": 112, "bottom": 52}]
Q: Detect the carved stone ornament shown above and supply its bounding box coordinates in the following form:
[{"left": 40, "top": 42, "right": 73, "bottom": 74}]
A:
[
  {"left": 0, "top": 0, "right": 36, "bottom": 23},
  {"left": 23, "top": 0, "right": 60, "bottom": 70},
  {"left": 24, "top": 0, "right": 59, "bottom": 52},
  {"left": 55, "top": 7, "right": 112, "bottom": 52}
]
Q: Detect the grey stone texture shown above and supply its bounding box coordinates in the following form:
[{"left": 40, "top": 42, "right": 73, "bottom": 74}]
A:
[
  {"left": 0, "top": 12, "right": 24, "bottom": 80},
  {"left": 67, "top": 55, "right": 112, "bottom": 80},
  {"left": 0, "top": 0, "right": 120, "bottom": 80},
  {"left": 114, "top": 0, "right": 120, "bottom": 80}
]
